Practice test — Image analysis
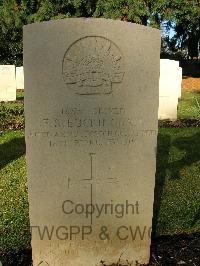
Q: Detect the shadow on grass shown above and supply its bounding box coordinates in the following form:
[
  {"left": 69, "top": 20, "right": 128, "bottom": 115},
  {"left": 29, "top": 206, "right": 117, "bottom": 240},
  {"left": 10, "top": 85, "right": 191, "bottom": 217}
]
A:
[
  {"left": 152, "top": 133, "right": 171, "bottom": 237},
  {"left": 191, "top": 206, "right": 200, "bottom": 227},
  {"left": 153, "top": 131, "right": 200, "bottom": 236},
  {"left": 0, "top": 136, "right": 25, "bottom": 170},
  {"left": 0, "top": 248, "right": 32, "bottom": 266},
  {"left": 172, "top": 133, "right": 200, "bottom": 228},
  {"left": 170, "top": 132, "right": 200, "bottom": 179}
]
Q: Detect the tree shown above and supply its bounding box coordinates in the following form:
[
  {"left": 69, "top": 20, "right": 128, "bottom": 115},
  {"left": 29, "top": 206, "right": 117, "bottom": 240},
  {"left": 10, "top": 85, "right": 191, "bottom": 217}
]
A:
[
  {"left": 0, "top": 0, "right": 27, "bottom": 65},
  {"left": 94, "top": 0, "right": 167, "bottom": 27},
  {"left": 28, "top": 0, "right": 99, "bottom": 22},
  {"left": 163, "top": 0, "right": 200, "bottom": 58},
  {"left": 0, "top": 0, "right": 199, "bottom": 64},
  {"left": 0, "top": 0, "right": 100, "bottom": 64}
]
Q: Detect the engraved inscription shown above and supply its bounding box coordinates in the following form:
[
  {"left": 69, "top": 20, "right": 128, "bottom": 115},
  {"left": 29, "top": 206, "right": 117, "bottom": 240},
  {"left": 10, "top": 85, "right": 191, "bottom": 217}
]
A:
[
  {"left": 28, "top": 106, "right": 157, "bottom": 147},
  {"left": 62, "top": 36, "right": 124, "bottom": 95}
]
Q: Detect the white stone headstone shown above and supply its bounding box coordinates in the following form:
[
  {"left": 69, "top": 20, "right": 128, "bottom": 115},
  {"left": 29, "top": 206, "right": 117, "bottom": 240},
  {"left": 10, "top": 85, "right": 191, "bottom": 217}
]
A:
[
  {"left": 158, "top": 59, "right": 181, "bottom": 120},
  {"left": 178, "top": 67, "right": 182, "bottom": 99},
  {"left": 24, "top": 18, "right": 160, "bottom": 266},
  {"left": 16, "top": 66, "right": 24, "bottom": 90},
  {"left": 0, "top": 65, "right": 16, "bottom": 102}
]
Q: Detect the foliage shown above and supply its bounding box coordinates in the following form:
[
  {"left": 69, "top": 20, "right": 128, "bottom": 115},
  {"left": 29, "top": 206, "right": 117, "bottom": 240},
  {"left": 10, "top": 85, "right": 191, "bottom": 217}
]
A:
[
  {"left": 0, "top": 0, "right": 199, "bottom": 64},
  {"left": 94, "top": 0, "right": 167, "bottom": 27},
  {"left": 162, "top": 0, "right": 200, "bottom": 58},
  {"left": 0, "top": 0, "right": 99, "bottom": 64},
  {"left": 0, "top": 0, "right": 26, "bottom": 65}
]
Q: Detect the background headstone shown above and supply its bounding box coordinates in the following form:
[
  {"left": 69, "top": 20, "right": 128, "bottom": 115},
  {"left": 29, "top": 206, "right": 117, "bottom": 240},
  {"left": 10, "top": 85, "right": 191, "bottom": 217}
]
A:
[
  {"left": 24, "top": 18, "right": 160, "bottom": 266},
  {"left": 178, "top": 67, "right": 183, "bottom": 99},
  {"left": 16, "top": 66, "right": 24, "bottom": 90},
  {"left": 159, "top": 59, "right": 182, "bottom": 120},
  {"left": 0, "top": 65, "right": 16, "bottom": 102}
]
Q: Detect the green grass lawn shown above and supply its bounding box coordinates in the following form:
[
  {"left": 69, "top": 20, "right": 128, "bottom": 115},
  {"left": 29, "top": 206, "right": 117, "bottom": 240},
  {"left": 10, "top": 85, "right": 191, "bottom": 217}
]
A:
[
  {"left": 154, "top": 127, "right": 200, "bottom": 236},
  {"left": 0, "top": 130, "right": 30, "bottom": 250},
  {"left": 16, "top": 91, "right": 24, "bottom": 101},
  {"left": 0, "top": 102, "right": 24, "bottom": 131},
  {"left": 178, "top": 91, "right": 200, "bottom": 119},
  {"left": 0, "top": 128, "right": 200, "bottom": 250},
  {"left": 0, "top": 91, "right": 24, "bottom": 131}
]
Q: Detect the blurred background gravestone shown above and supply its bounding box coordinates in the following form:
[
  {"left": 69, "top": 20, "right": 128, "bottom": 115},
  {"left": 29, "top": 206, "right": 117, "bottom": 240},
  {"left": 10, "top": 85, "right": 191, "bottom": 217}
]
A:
[
  {"left": 0, "top": 65, "right": 16, "bottom": 102},
  {"left": 16, "top": 66, "right": 24, "bottom": 90},
  {"left": 159, "top": 59, "right": 182, "bottom": 120}
]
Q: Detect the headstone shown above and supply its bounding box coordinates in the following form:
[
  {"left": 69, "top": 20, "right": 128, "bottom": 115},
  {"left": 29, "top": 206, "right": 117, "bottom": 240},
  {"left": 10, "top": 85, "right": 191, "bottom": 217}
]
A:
[
  {"left": 158, "top": 59, "right": 181, "bottom": 120},
  {"left": 178, "top": 67, "right": 182, "bottom": 99},
  {"left": 24, "top": 18, "right": 160, "bottom": 266},
  {"left": 16, "top": 66, "right": 24, "bottom": 90},
  {"left": 0, "top": 65, "right": 16, "bottom": 102}
]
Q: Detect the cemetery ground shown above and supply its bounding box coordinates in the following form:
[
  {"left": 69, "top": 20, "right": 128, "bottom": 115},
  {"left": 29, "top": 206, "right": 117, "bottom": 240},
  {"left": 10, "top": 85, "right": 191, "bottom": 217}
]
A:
[{"left": 0, "top": 88, "right": 200, "bottom": 266}]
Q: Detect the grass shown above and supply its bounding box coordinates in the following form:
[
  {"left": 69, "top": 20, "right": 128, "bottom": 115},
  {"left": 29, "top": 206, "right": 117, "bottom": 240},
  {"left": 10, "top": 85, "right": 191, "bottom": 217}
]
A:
[
  {"left": 16, "top": 91, "right": 24, "bottom": 101},
  {"left": 0, "top": 91, "right": 24, "bottom": 131},
  {"left": 0, "top": 130, "right": 30, "bottom": 250},
  {"left": 178, "top": 91, "right": 200, "bottom": 119},
  {"left": 0, "top": 128, "right": 200, "bottom": 250},
  {"left": 154, "top": 127, "right": 200, "bottom": 235},
  {"left": 0, "top": 102, "right": 24, "bottom": 131}
]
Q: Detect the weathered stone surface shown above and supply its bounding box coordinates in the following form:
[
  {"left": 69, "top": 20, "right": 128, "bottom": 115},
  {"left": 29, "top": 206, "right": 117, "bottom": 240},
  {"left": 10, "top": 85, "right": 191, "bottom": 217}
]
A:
[
  {"left": 0, "top": 65, "right": 16, "bottom": 102},
  {"left": 24, "top": 18, "right": 160, "bottom": 266}
]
